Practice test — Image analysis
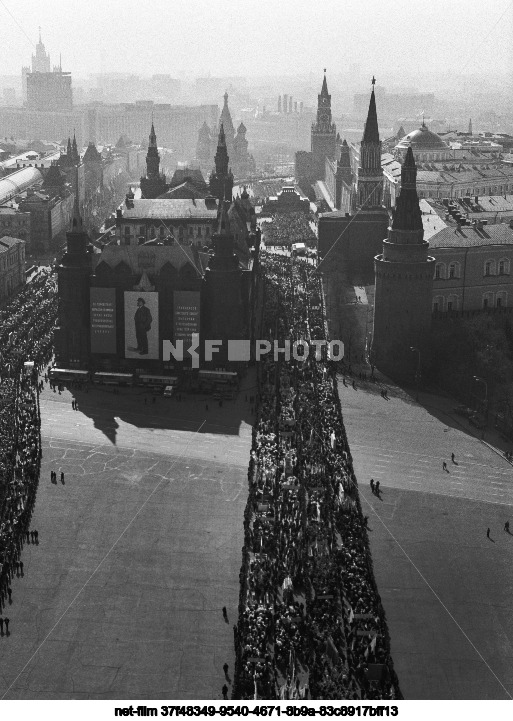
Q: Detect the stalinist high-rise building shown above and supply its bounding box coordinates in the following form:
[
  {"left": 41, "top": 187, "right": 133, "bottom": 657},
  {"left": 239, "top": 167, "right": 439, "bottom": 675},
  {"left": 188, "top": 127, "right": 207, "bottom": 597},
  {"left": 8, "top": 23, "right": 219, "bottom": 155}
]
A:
[{"left": 22, "top": 28, "right": 51, "bottom": 102}]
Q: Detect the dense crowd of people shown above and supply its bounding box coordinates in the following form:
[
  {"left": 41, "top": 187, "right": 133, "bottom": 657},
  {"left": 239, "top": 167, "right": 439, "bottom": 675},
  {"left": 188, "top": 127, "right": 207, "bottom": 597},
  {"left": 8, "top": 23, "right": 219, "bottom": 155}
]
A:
[
  {"left": 232, "top": 253, "right": 402, "bottom": 700},
  {"left": 0, "top": 270, "right": 57, "bottom": 631},
  {"left": 262, "top": 212, "right": 316, "bottom": 248}
]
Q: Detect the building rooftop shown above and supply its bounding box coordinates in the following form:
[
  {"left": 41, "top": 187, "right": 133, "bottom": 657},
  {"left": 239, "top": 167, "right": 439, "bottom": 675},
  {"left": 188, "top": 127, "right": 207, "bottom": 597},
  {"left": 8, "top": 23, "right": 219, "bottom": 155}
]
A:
[
  {"left": 396, "top": 124, "right": 450, "bottom": 151},
  {"left": 121, "top": 198, "right": 218, "bottom": 220},
  {"left": 0, "top": 167, "right": 43, "bottom": 205},
  {"left": 419, "top": 198, "right": 448, "bottom": 240},
  {"left": 429, "top": 222, "right": 513, "bottom": 249},
  {"left": 0, "top": 235, "right": 25, "bottom": 251},
  {"left": 96, "top": 243, "right": 206, "bottom": 276}
]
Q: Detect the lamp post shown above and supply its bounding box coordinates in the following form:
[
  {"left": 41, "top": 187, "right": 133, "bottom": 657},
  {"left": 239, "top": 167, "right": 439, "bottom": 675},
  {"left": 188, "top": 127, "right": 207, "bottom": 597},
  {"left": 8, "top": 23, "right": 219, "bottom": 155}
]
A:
[
  {"left": 410, "top": 347, "right": 421, "bottom": 401},
  {"left": 473, "top": 375, "right": 488, "bottom": 419}
]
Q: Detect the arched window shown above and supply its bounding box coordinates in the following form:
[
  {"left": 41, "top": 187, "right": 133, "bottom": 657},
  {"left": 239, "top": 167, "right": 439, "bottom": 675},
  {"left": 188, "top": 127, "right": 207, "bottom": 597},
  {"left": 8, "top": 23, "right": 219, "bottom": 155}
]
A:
[
  {"left": 434, "top": 263, "right": 445, "bottom": 280},
  {"left": 447, "top": 294, "right": 459, "bottom": 311},
  {"left": 484, "top": 260, "right": 495, "bottom": 277},
  {"left": 448, "top": 262, "right": 460, "bottom": 279},
  {"left": 496, "top": 291, "right": 508, "bottom": 308},
  {"left": 482, "top": 292, "right": 494, "bottom": 309},
  {"left": 432, "top": 296, "right": 444, "bottom": 312},
  {"left": 498, "top": 258, "right": 510, "bottom": 275}
]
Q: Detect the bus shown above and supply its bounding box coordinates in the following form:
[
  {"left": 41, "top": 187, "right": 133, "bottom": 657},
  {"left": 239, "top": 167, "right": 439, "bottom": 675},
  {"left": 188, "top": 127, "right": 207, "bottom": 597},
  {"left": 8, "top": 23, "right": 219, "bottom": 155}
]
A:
[
  {"left": 198, "top": 370, "right": 238, "bottom": 390},
  {"left": 49, "top": 368, "right": 90, "bottom": 382},
  {"left": 93, "top": 372, "right": 134, "bottom": 386},
  {"left": 136, "top": 374, "right": 179, "bottom": 389}
]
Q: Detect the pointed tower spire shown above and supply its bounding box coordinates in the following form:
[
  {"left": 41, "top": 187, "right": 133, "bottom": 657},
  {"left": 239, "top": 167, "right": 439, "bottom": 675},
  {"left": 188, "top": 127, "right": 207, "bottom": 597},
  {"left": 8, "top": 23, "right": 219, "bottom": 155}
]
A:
[
  {"left": 321, "top": 68, "right": 328, "bottom": 96},
  {"left": 149, "top": 118, "right": 157, "bottom": 147},
  {"left": 67, "top": 136, "right": 72, "bottom": 159},
  {"left": 210, "top": 123, "right": 233, "bottom": 202},
  {"left": 468, "top": 118, "right": 473, "bottom": 135},
  {"left": 39, "top": 26, "right": 42, "bottom": 43},
  {"left": 140, "top": 120, "right": 166, "bottom": 197},
  {"left": 391, "top": 147, "right": 423, "bottom": 232},
  {"left": 362, "top": 85, "right": 380, "bottom": 144},
  {"left": 71, "top": 163, "right": 82, "bottom": 230},
  {"left": 72, "top": 131, "right": 79, "bottom": 164},
  {"left": 357, "top": 80, "right": 383, "bottom": 208}
]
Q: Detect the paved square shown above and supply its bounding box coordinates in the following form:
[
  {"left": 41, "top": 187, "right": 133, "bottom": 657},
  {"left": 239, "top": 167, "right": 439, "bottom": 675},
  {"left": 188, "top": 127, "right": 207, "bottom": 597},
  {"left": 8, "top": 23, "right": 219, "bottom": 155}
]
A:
[
  {"left": 338, "top": 379, "right": 513, "bottom": 700},
  {"left": 0, "top": 378, "right": 254, "bottom": 699}
]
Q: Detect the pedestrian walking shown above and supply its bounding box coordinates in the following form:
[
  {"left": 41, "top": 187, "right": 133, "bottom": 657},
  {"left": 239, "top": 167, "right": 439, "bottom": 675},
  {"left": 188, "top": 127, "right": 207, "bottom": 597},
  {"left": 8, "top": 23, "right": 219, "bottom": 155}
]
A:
[
  {"left": 7, "top": 588, "right": 12, "bottom": 602},
  {"left": 375, "top": 481, "right": 380, "bottom": 495},
  {"left": 451, "top": 453, "right": 455, "bottom": 463},
  {"left": 223, "top": 663, "right": 229, "bottom": 677},
  {"left": 505, "top": 521, "right": 510, "bottom": 533},
  {"left": 442, "top": 461, "right": 447, "bottom": 471},
  {"left": 60, "top": 471, "right": 64, "bottom": 484},
  {"left": 352, "top": 380, "right": 357, "bottom": 390},
  {"left": 25, "top": 530, "right": 30, "bottom": 543},
  {"left": 370, "top": 479, "right": 375, "bottom": 493},
  {"left": 19, "top": 561, "right": 24, "bottom": 574},
  {"left": 222, "top": 684, "right": 228, "bottom": 700},
  {"left": 222, "top": 606, "right": 228, "bottom": 621},
  {"left": 30, "top": 531, "right": 34, "bottom": 542},
  {"left": 34, "top": 530, "right": 38, "bottom": 543},
  {"left": 0, "top": 618, "right": 3, "bottom": 634},
  {"left": 487, "top": 527, "right": 490, "bottom": 539},
  {"left": 4, "top": 618, "right": 9, "bottom": 634}
]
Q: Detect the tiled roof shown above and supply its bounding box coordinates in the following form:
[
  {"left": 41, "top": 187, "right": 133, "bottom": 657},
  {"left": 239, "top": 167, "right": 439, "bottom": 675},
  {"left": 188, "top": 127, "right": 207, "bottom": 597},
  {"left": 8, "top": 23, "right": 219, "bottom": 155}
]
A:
[
  {"left": 429, "top": 223, "right": 513, "bottom": 248},
  {"left": 122, "top": 198, "right": 218, "bottom": 220}
]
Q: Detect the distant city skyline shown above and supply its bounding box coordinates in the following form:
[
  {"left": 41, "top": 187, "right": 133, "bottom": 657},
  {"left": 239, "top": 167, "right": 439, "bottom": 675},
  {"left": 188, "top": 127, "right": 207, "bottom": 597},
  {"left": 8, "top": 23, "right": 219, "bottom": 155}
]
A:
[{"left": 0, "top": 0, "right": 511, "bottom": 81}]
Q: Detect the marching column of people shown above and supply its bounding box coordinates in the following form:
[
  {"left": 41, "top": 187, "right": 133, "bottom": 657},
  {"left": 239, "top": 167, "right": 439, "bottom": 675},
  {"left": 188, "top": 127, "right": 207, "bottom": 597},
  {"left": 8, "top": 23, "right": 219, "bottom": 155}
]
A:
[
  {"left": 0, "top": 270, "right": 57, "bottom": 637},
  {"left": 232, "top": 253, "right": 402, "bottom": 700}
]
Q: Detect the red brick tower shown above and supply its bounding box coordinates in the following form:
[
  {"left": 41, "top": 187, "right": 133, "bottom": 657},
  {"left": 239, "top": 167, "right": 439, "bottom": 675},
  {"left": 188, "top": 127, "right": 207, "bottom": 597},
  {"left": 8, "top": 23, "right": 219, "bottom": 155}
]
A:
[
  {"left": 372, "top": 147, "right": 435, "bottom": 379},
  {"left": 311, "top": 70, "right": 337, "bottom": 180}
]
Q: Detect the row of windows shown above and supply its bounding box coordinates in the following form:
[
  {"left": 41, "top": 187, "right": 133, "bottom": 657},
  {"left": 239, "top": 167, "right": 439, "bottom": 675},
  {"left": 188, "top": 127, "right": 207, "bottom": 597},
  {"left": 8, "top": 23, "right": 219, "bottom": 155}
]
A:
[
  {"left": 0, "top": 253, "right": 23, "bottom": 271},
  {"left": 433, "top": 291, "right": 508, "bottom": 312},
  {"left": 417, "top": 184, "right": 513, "bottom": 199},
  {"left": 124, "top": 224, "right": 211, "bottom": 238},
  {"left": 434, "top": 258, "right": 511, "bottom": 279},
  {"left": 2, "top": 219, "right": 28, "bottom": 227}
]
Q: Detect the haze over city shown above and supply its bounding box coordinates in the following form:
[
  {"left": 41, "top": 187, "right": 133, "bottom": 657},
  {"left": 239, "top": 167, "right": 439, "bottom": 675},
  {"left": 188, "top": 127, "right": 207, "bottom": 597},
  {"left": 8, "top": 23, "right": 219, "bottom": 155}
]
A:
[
  {"left": 1, "top": 0, "right": 512, "bottom": 79},
  {"left": 0, "top": 0, "right": 513, "bottom": 714}
]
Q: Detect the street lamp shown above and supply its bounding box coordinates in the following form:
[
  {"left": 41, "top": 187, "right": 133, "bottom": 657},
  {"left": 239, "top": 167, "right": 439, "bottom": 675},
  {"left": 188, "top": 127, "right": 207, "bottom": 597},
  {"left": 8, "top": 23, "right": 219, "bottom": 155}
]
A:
[
  {"left": 410, "top": 347, "right": 421, "bottom": 401},
  {"left": 473, "top": 375, "right": 488, "bottom": 419}
]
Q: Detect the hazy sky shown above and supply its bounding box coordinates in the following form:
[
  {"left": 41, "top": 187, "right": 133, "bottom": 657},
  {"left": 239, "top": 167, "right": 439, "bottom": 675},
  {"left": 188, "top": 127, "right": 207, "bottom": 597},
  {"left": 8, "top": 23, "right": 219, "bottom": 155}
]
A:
[{"left": 1, "top": 0, "right": 512, "bottom": 80}]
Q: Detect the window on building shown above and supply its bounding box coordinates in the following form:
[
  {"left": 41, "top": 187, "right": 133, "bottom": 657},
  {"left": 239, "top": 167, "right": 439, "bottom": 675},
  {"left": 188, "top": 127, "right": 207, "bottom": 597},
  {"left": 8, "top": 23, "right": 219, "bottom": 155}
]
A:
[
  {"left": 483, "top": 292, "right": 494, "bottom": 309},
  {"left": 435, "top": 263, "right": 445, "bottom": 280},
  {"left": 484, "top": 260, "right": 495, "bottom": 276},
  {"left": 498, "top": 258, "right": 510, "bottom": 275},
  {"left": 496, "top": 291, "right": 507, "bottom": 307},
  {"left": 433, "top": 296, "right": 443, "bottom": 312},
  {"left": 448, "top": 262, "right": 460, "bottom": 279},
  {"left": 447, "top": 295, "right": 459, "bottom": 311},
  {"left": 139, "top": 226, "right": 145, "bottom": 236}
]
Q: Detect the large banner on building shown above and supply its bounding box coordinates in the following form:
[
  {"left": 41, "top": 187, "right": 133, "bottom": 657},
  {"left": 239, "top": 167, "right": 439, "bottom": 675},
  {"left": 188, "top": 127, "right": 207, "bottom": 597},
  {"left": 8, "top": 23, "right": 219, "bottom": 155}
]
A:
[
  {"left": 173, "top": 291, "right": 201, "bottom": 348},
  {"left": 124, "top": 291, "right": 159, "bottom": 360},
  {"left": 90, "top": 287, "right": 117, "bottom": 354}
]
